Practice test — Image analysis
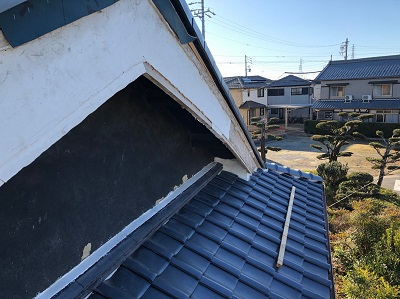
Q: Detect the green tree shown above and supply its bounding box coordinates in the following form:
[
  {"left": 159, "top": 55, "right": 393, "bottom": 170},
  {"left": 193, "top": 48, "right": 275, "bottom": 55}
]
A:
[
  {"left": 366, "top": 129, "right": 400, "bottom": 187},
  {"left": 342, "top": 265, "right": 400, "bottom": 299},
  {"left": 251, "top": 116, "right": 282, "bottom": 163},
  {"left": 310, "top": 112, "right": 372, "bottom": 162},
  {"left": 333, "top": 172, "right": 379, "bottom": 208},
  {"left": 316, "top": 161, "right": 349, "bottom": 188}
]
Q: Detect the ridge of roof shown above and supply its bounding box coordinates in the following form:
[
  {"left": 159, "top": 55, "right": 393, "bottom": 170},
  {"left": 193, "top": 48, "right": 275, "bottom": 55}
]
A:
[
  {"left": 268, "top": 75, "right": 312, "bottom": 88},
  {"left": 329, "top": 54, "right": 400, "bottom": 65},
  {"left": 223, "top": 76, "right": 272, "bottom": 89}
]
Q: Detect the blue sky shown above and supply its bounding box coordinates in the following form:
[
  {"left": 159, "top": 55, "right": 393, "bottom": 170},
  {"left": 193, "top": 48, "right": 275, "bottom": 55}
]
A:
[{"left": 185, "top": 0, "right": 399, "bottom": 80}]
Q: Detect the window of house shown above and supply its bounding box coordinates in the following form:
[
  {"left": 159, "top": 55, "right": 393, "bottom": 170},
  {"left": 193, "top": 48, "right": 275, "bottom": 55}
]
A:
[
  {"left": 271, "top": 108, "right": 278, "bottom": 114},
  {"left": 247, "top": 90, "right": 250, "bottom": 97},
  {"left": 291, "top": 87, "right": 309, "bottom": 95},
  {"left": 329, "top": 86, "right": 345, "bottom": 97},
  {"left": 257, "top": 88, "right": 265, "bottom": 97},
  {"left": 376, "top": 110, "right": 399, "bottom": 123},
  {"left": 324, "top": 111, "right": 333, "bottom": 119},
  {"left": 373, "top": 84, "right": 392, "bottom": 97},
  {"left": 268, "top": 88, "right": 284, "bottom": 96},
  {"left": 260, "top": 108, "right": 265, "bottom": 116}
]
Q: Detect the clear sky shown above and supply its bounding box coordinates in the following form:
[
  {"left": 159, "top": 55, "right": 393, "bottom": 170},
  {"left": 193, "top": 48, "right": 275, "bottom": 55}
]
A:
[{"left": 185, "top": 0, "right": 400, "bottom": 80}]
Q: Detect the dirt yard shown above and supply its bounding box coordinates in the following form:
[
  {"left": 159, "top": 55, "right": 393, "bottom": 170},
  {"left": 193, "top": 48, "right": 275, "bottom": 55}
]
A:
[{"left": 264, "top": 124, "right": 382, "bottom": 175}]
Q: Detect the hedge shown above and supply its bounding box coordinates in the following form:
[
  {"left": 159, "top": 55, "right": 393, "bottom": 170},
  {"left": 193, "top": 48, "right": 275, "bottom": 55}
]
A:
[{"left": 304, "top": 119, "right": 400, "bottom": 138}]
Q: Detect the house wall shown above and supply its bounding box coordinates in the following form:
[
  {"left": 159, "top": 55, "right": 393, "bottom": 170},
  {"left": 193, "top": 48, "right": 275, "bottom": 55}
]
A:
[
  {"left": 320, "top": 78, "right": 400, "bottom": 99},
  {"left": 0, "top": 77, "right": 221, "bottom": 299},
  {"left": 0, "top": 0, "right": 260, "bottom": 189},
  {"left": 267, "top": 86, "right": 312, "bottom": 105},
  {"left": 229, "top": 88, "right": 244, "bottom": 107},
  {"left": 240, "top": 107, "right": 265, "bottom": 127},
  {"left": 242, "top": 88, "right": 267, "bottom": 105}
]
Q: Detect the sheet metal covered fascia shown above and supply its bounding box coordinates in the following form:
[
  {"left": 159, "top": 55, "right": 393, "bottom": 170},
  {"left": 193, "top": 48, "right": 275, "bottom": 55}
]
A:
[
  {"left": 0, "top": 0, "right": 119, "bottom": 47},
  {"left": 151, "top": 0, "right": 196, "bottom": 44}
]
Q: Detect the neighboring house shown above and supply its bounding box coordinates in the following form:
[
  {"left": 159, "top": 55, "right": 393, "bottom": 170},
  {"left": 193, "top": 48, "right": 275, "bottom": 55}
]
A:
[
  {"left": 0, "top": 1, "right": 334, "bottom": 298},
  {"left": 267, "top": 75, "right": 314, "bottom": 125},
  {"left": 313, "top": 55, "right": 400, "bottom": 122},
  {"left": 224, "top": 76, "right": 272, "bottom": 126}
]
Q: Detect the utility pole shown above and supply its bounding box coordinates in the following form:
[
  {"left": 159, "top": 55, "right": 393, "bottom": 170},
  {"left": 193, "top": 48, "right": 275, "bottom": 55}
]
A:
[
  {"left": 245, "top": 55, "right": 252, "bottom": 77},
  {"left": 188, "top": 1, "right": 215, "bottom": 39},
  {"left": 340, "top": 38, "right": 349, "bottom": 60},
  {"left": 351, "top": 44, "right": 355, "bottom": 59},
  {"left": 299, "top": 58, "right": 303, "bottom": 78}
]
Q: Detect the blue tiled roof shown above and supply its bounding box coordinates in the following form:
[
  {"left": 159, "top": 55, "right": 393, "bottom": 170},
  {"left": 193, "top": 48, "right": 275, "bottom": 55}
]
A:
[
  {"left": 239, "top": 100, "right": 266, "bottom": 109},
  {"left": 315, "top": 55, "right": 400, "bottom": 81},
  {"left": 313, "top": 99, "right": 400, "bottom": 110},
  {"left": 268, "top": 75, "right": 312, "bottom": 88},
  {"left": 224, "top": 76, "right": 272, "bottom": 89},
  {"left": 88, "top": 165, "right": 332, "bottom": 299}
]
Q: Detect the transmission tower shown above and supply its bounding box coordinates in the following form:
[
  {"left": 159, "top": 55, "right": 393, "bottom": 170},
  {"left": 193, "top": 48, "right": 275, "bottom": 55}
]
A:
[{"left": 188, "top": 1, "right": 215, "bottom": 39}]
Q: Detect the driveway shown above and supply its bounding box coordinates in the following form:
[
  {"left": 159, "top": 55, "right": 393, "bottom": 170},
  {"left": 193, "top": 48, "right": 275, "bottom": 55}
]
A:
[{"left": 263, "top": 124, "right": 400, "bottom": 192}]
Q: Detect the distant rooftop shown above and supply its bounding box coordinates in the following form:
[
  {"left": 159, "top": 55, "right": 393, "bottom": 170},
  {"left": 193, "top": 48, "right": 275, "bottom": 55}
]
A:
[
  {"left": 224, "top": 76, "right": 272, "bottom": 89},
  {"left": 313, "top": 98, "right": 400, "bottom": 110},
  {"left": 315, "top": 55, "right": 400, "bottom": 81},
  {"left": 268, "top": 75, "right": 312, "bottom": 88}
]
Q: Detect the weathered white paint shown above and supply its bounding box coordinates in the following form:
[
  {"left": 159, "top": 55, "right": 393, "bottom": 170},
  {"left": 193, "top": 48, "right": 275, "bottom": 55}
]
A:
[
  {"left": 0, "top": 0, "right": 260, "bottom": 185},
  {"left": 34, "top": 162, "right": 219, "bottom": 299},
  {"left": 214, "top": 157, "right": 251, "bottom": 181},
  {"left": 0, "top": 30, "right": 10, "bottom": 50},
  {"left": 81, "top": 243, "right": 92, "bottom": 261}
]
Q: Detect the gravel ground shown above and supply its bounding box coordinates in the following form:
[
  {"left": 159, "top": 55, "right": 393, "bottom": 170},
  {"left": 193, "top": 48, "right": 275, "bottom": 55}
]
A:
[{"left": 263, "top": 124, "right": 380, "bottom": 174}]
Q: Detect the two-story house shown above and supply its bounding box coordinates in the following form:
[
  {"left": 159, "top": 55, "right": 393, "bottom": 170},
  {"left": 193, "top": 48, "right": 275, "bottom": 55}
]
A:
[
  {"left": 313, "top": 55, "right": 400, "bottom": 122},
  {"left": 267, "top": 75, "right": 314, "bottom": 125},
  {"left": 224, "top": 76, "right": 272, "bottom": 126}
]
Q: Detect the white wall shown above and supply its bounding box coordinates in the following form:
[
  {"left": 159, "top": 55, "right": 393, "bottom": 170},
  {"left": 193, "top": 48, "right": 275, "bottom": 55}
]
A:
[
  {"left": 0, "top": 0, "right": 259, "bottom": 185},
  {"left": 241, "top": 88, "right": 267, "bottom": 105}
]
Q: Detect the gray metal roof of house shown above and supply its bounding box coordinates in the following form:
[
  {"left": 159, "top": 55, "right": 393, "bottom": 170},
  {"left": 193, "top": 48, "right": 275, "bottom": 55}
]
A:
[
  {"left": 239, "top": 101, "right": 266, "bottom": 109},
  {"left": 315, "top": 55, "right": 400, "bottom": 81},
  {"left": 224, "top": 76, "right": 272, "bottom": 89},
  {"left": 313, "top": 99, "right": 400, "bottom": 110},
  {"left": 85, "top": 163, "right": 333, "bottom": 299},
  {"left": 268, "top": 75, "right": 312, "bottom": 88}
]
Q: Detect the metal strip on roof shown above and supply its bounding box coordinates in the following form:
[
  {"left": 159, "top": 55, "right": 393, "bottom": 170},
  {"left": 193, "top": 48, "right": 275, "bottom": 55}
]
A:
[{"left": 276, "top": 186, "right": 296, "bottom": 268}]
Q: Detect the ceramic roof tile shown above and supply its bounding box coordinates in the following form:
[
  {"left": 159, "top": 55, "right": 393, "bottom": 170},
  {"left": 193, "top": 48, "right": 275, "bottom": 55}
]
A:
[
  {"left": 87, "top": 166, "right": 333, "bottom": 299},
  {"left": 313, "top": 98, "right": 400, "bottom": 109},
  {"left": 315, "top": 55, "right": 400, "bottom": 81}
]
